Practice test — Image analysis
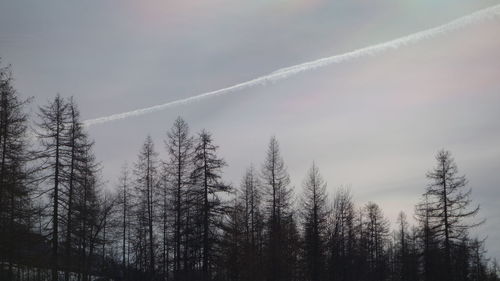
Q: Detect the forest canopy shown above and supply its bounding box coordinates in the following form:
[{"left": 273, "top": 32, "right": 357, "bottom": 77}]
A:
[{"left": 0, "top": 61, "right": 498, "bottom": 281}]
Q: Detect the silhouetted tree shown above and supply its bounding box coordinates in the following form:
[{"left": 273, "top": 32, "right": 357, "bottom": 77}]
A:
[
  {"left": 219, "top": 198, "right": 245, "bottom": 281},
  {"left": 261, "top": 136, "right": 293, "bottom": 281},
  {"left": 134, "top": 136, "right": 159, "bottom": 278},
  {"left": 159, "top": 162, "right": 171, "bottom": 281},
  {"left": 363, "top": 202, "right": 390, "bottom": 281},
  {"left": 116, "top": 163, "right": 133, "bottom": 278},
  {"left": 62, "top": 98, "right": 92, "bottom": 281},
  {"left": 328, "top": 187, "right": 356, "bottom": 281},
  {"left": 394, "top": 211, "right": 419, "bottom": 281},
  {"left": 165, "top": 117, "right": 193, "bottom": 281},
  {"left": 416, "top": 194, "right": 442, "bottom": 281},
  {"left": 0, "top": 62, "right": 34, "bottom": 281},
  {"left": 71, "top": 136, "right": 102, "bottom": 281},
  {"left": 36, "top": 94, "right": 71, "bottom": 281},
  {"left": 424, "top": 150, "right": 482, "bottom": 281},
  {"left": 191, "top": 129, "right": 229, "bottom": 281},
  {"left": 238, "top": 165, "right": 265, "bottom": 281},
  {"left": 301, "top": 162, "right": 328, "bottom": 281}
]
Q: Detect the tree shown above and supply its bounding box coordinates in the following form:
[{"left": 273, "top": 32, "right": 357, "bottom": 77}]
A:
[
  {"left": 36, "top": 94, "right": 71, "bottom": 281},
  {"left": 238, "top": 165, "right": 265, "bottom": 281},
  {"left": 191, "top": 129, "right": 229, "bottom": 281},
  {"left": 0, "top": 62, "right": 33, "bottom": 280},
  {"left": 466, "top": 238, "right": 488, "bottom": 281},
  {"left": 62, "top": 98, "right": 91, "bottom": 281},
  {"left": 328, "top": 186, "right": 356, "bottom": 281},
  {"left": 261, "top": 136, "right": 293, "bottom": 281},
  {"left": 424, "top": 150, "right": 482, "bottom": 281},
  {"left": 301, "top": 162, "right": 329, "bottom": 281},
  {"left": 415, "top": 193, "right": 442, "bottom": 281},
  {"left": 219, "top": 197, "right": 245, "bottom": 281},
  {"left": 116, "top": 163, "right": 132, "bottom": 278},
  {"left": 165, "top": 117, "right": 193, "bottom": 281},
  {"left": 395, "top": 211, "right": 411, "bottom": 281},
  {"left": 281, "top": 212, "right": 302, "bottom": 281},
  {"left": 363, "top": 202, "right": 390, "bottom": 281},
  {"left": 70, "top": 133, "right": 102, "bottom": 281},
  {"left": 159, "top": 163, "right": 171, "bottom": 280},
  {"left": 134, "top": 135, "right": 159, "bottom": 278}
]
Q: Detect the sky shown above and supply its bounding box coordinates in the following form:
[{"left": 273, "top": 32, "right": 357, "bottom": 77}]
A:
[{"left": 1, "top": 0, "right": 500, "bottom": 261}]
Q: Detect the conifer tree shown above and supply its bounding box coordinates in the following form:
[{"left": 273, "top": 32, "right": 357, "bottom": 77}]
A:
[
  {"left": 36, "top": 94, "right": 71, "bottom": 281},
  {"left": 261, "top": 136, "right": 293, "bottom": 281},
  {"left": 191, "top": 129, "right": 229, "bottom": 281},
  {"left": 238, "top": 165, "right": 265, "bottom": 281},
  {"left": 424, "top": 150, "right": 482, "bottom": 281},
  {"left": 165, "top": 117, "right": 193, "bottom": 281},
  {"left": 301, "top": 162, "right": 329, "bottom": 281},
  {"left": 134, "top": 135, "right": 159, "bottom": 277},
  {"left": 0, "top": 62, "right": 33, "bottom": 280},
  {"left": 328, "top": 187, "right": 356, "bottom": 281}
]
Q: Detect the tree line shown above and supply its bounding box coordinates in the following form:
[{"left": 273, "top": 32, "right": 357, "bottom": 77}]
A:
[{"left": 0, "top": 62, "right": 499, "bottom": 281}]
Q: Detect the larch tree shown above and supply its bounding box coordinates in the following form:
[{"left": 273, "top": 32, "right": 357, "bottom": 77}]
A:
[
  {"left": 159, "top": 162, "right": 171, "bottom": 280},
  {"left": 62, "top": 98, "right": 91, "bottom": 281},
  {"left": 165, "top": 117, "right": 193, "bottom": 281},
  {"left": 328, "top": 186, "right": 356, "bottom": 281},
  {"left": 134, "top": 135, "right": 159, "bottom": 277},
  {"left": 301, "top": 162, "right": 329, "bottom": 281},
  {"left": 74, "top": 142, "right": 106, "bottom": 281},
  {"left": 363, "top": 202, "right": 390, "bottom": 281},
  {"left": 0, "top": 62, "right": 33, "bottom": 280},
  {"left": 219, "top": 197, "right": 245, "bottom": 281},
  {"left": 238, "top": 165, "right": 265, "bottom": 281},
  {"left": 415, "top": 193, "right": 442, "bottom": 281},
  {"left": 261, "top": 136, "right": 293, "bottom": 281},
  {"left": 35, "top": 94, "right": 71, "bottom": 281},
  {"left": 116, "top": 163, "right": 132, "bottom": 277},
  {"left": 191, "top": 129, "right": 229, "bottom": 281},
  {"left": 424, "top": 150, "right": 482, "bottom": 281},
  {"left": 396, "top": 211, "right": 410, "bottom": 281},
  {"left": 469, "top": 238, "right": 489, "bottom": 281}
]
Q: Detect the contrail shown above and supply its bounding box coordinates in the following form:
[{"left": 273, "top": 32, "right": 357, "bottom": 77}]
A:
[{"left": 83, "top": 4, "right": 500, "bottom": 127}]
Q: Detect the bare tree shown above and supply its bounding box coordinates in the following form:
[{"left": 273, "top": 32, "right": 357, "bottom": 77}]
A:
[
  {"left": 165, "top": 117, "right": 193, "bottom": 281},
  {"left": 116, "top": 163, "right": 132, "bottom": 277},
  {"left": 62, "top": 98, "right": 92, "bottom": 281},
  {"left": 261, "top": 136, "right": 293, "bottom": 281},
  {"left": 424, "top": 150, "right": 482, "bottom": 281},
  {"left": 395, "top": 211, "right": 411, "bottom": 281},
  {"left": 238, "top": 165, "right": 265, "bottom": 281},
  {"left": 134, "top": 135, "right": 159, "bottom": 278},
  {"left": 328, "top": 186, "right": 356, "bottom": 281},
  {"left": 35, "top": 94, "right": 71, "bottom": 281},
  {"left": 301, "top": 162, "right": 329, "bottom": 281},
  {"left": 363, "top": 202, "right": 390, "bottom": 281},
  {"left": 0, "top": 62, "right": 33, "bottom": 280},
  {"left": 159, "top": 163, "right": 171, "bottom": 281},
  {"left": 71, "top": 135, "right": 101, "bottom": 281},
  {"left": 191, "top": 129, "right": 229, "bottom": 281}
]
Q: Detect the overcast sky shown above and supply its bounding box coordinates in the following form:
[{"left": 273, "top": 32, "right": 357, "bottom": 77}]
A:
[{"left": 1, "top": 0, "right": 499, "bottom": 261}]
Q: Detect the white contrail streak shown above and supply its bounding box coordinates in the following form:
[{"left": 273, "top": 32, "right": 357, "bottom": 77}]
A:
[{"left": 83, "top": 4, "right": 500, "bottom": 127}]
